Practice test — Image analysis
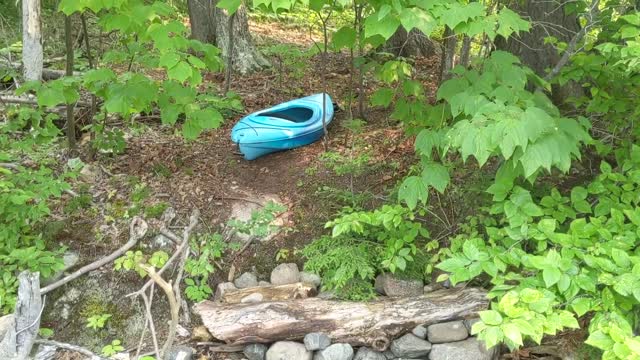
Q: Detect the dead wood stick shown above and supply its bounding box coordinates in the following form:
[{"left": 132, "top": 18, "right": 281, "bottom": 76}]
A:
[
  {"left": 140, "top": 290, "right": 161, "bottom": 359},
  {"left": 139, "top": 264, "right": 179, "bottom": 359},
  {"left": 195, "top": 288, "right": 489, "bottom": 351},
  {"left": 41, "top": 217, "right": 148, "bottom": 294},
  {"left": 34, "top": 339, "right": 106, "bottom": 360},
  {"left": 0, "top": 95, "right": 90, "bottom": 107},
  {"left": 129, "top": 210, "right": 199, "bottom": 297}
]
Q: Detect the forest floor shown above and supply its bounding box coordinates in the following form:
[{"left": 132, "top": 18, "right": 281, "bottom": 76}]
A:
[
  {"left": 35, "top": 18, "right": 593, "bottom": 360},
  {"left": 40, "top": 18, "right": 446, "bottom": 359}
]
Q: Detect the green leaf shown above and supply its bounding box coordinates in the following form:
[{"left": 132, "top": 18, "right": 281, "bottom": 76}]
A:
[
  {"left": 332, "top": 26, "right": 357, "bottom": 50},
  {"left": 38, "top": 87, "right": 66, "bottom": 107},
  {"left": 370, "top": 88, "right": 395, "bottom": 108},
  {"left": 502, "top": 323, "right": 523, "bottom": 347},
  {"left": 542, "top": 267, "right": 561, "bottom": 287},
  {"left": 167, "top": 61, "right": 193, "bottom": 83},
  {"left": 479, "top": 310, "right": 503, "bottom": 326},
  {"left": 399, "top": 7, "right": 436, "bottom": 35},
  {"left": 365, "top": 14, "right": 401, "bottom": 40},
  {"left": 421, "top": 162, "right": 449, "bottom": 193},
  {"left": 398, "top": 176, "right": 428, "bottom": 210},
  {"left": 217, "top": 0, "right": 242, "bottom": 14}
]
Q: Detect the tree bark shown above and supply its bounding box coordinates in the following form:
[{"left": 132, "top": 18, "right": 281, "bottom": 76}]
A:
[
  {"left": 496, "top": 0, "right": 583, "bottom": 102},
  {"left": 458, "top": 35, "right": 472, "bottom": 68},
  {"left": 65, "top": 15, "right": 76, "bottom": 151},
  {"left": 194, "top": 288, "right": 488, "bottom": 351},
  {"left": 384, "top": 28, "right": 440, "bottom": 58},
  {"left": 187, "top": 0, "right": 268, "bottom": 74},
  {"left": 439, "top": 27, "right": 457, "bottom": 84},
  {"left": 22, "top": 0, "right": 43, "bottom": 81}
]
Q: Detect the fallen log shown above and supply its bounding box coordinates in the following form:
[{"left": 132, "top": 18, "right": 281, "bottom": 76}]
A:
[
  {"left": 194, "top": 287, "right": 488, "bottom": 351},
  {"left": 221, "top": 283, "right": 317, "bottom": 304}
]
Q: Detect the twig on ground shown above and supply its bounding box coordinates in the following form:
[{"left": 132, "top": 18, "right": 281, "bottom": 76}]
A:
[
  {"left": 139, "top": 264, "right": 179, "bottom": 358},
  {"left": 41, "top": 217, "right": 148, "bottom": 294},
  {"left": 34, "top": 339, "right": 107, "bottom": 360},
  {"left": 140, "top": 289, "right": 161, "bottom": 359}
]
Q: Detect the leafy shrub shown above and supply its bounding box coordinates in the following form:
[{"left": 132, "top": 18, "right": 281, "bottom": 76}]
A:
[
  {"left": 437, "top": 146, "right": 640, "bottom": 358},
  {"left": 302, "top": 204, "right": 431, "bottom": 300}
]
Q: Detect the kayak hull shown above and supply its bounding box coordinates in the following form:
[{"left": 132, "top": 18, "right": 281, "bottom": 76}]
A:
[{"left": 231, "top": 93, "right": 334, "bottom": 160}]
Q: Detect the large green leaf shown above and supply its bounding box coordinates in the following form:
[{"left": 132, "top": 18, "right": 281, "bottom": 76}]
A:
[{"left": 398, "top": 176, "right": 428, "bottom": 210}]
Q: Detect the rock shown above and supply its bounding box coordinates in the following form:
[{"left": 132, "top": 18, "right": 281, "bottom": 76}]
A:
[
  {"left": 176, "top": 323, "right": 190, "bottom": 337},
  {"left": 354, "top": 347, "right": 386, "bottom": 360},
  {"left": 241, "top": 293, "right": 264, "bottom": 303},
  {"left": 300, "top": 272, "right": 321, "bottom": 287},
  {"left": 112, "top": 354, "right": 130, "bottom": 360},
  {"left": 270, "top": 263, "right": 300, "bottom": 285},
  {"left": 374, "top": 273, "right": 423, "bottom": 297},
  {"left": 164, "top": 345, "right": 193, "bottom": 360},
  {"left": 152, "top": 234, "right": 173, "bottom": 249},
  {"left": 235, "top": 272, "right": 259, "bottom": 288},
  {"left": 464, "top": 318, "right": 480, "bottom": 333},
  {"left": 266, "top": 341, "right": 312, "bottom": 360},
  {"left": 304, "top": 332, "right": 332, "bottom": 351},
  {"left": 427, "top": 320, "right": 469, "bottom": 343},
  {"left": 259, "top": 280, "right": 271, "bottom": 286},
  {"left": 314, "top": 343, "right": 354, "bottom": 360},
  {"left": 390, "top": 334, "right": 432, "bottom": 358},
  {"left": 244, "top": 343, "right": 268, "bottom": 360},
  {"left": 79, "top": 164, "right": 97, "bottom": 182},
  {"left": 412, "top": 324, "right": 427, "bottom": 339},
  {"left": 429, "top": 337, "right": 498, "bottom": 360},
  {"left": 382, "top": 350, "right": 394, "bottom": 359},
  {"left": 214, "top": 282, "right": 237, "bottom": 301},
  {"left": 191, "top": 325, "right": 213, "bottom": 342}
]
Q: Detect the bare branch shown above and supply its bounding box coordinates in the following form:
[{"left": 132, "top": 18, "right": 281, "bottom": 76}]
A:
[
  {"left": 41, "top": 217, "right": 148, "bottom": 295},
  {"left": 139, "top": 265, "right": 179, "bottom": 358},
  {"left": 34, "top": 339, "right": 107, "bottom": 360}
]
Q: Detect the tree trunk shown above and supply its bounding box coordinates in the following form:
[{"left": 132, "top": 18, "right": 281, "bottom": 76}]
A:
[
  {"left": 187, "top": 0, "right": 268, "bottom": 74},
  {"left": 496, "top": 0, "right": 582, "bottom": 102},
  {"left": 384, "top": 28, "right": 440, "bottom": 58},
  {"left": 15, "top": 272, "right": 42, "bottom": 360},
  {"left": 458, "top": 35, "right": 472, "bottom": 68},
  {"left": 439, "top": 27, "right": 457, "bottom": 83},
  {"left": 194, "top": 288, "right": 488, "bottom": 351},
  {"left": 22, "top": 0, "right": 43, "bottom": 81},
  {"left": 65, "top": 15, "right": 76, "bottom": 151}
]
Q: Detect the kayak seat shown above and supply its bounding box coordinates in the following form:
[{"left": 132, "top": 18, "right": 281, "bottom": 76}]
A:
[{"left": 259, "top": 107, "right": 314, "bottom": 123}]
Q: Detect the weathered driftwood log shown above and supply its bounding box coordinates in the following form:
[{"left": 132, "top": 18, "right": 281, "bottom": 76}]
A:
[
  {"left": 0, "top": 315, "right": 17, "bottom": 359},
  {"left": 195, "top": 288, "right": 488, "bottom": 351},
  {"left": 221, "top": 283, "right": 317, "bottom": 304}
]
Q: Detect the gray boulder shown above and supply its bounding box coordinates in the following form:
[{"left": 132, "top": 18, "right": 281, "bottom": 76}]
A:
[
  {"left": 390, "top": 334, "right": 432, "bottom": 358},
  {"left": 164, "top": 345, "right": 193, "bottom": 360},
  {"left": 235, "top": 272, "right": 259, "bottom": 288},
  {"left": 374, "top": 273, "right": 423, "bottom": 297},
  {"left": 304, "top": 332, "right": 331, "bottom": 351},
  {"left": 271, "top": 263, "right": 300, "bottom": 285},
  {"left": 314, "top": 343, "right": 354, "bottom": 360},
  {"left": 266, "top": 341, "right": 312, "bottom": 360},
  {"left": 429, "top": 337, "right": 498, "bottom": 360},
  {"left": 213, "top": 282, "right": 237, "bottom": 301},
  {"left": 259, "top": 280, "right": 271, "bottom": 286},
  {"left": 244, "top": 343, "right": 268, "bottom": 360},
  {"left": 427, "top": 321, "right": 468, "bottom": 343},
  {"left": 300, "top": 271, "right": 322, "bottom": 287},
  {"left": 382, "top": 350, "right": 395, "bottom": 359},
  {"left": 412, "top": 324, "right": 427, "bottom": 339},
  {"left": 354, "top": 347, "right": 386, "bottom": 360}
]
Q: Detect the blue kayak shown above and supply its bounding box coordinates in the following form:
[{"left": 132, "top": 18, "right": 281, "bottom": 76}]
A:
[{"left": 231, "top": 93, "right": 334, "bottom": 160}]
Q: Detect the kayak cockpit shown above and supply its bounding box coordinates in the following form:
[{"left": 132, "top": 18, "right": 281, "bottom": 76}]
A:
[{"left": 259, "top": 107, "right": 314, "bottom": 123}]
